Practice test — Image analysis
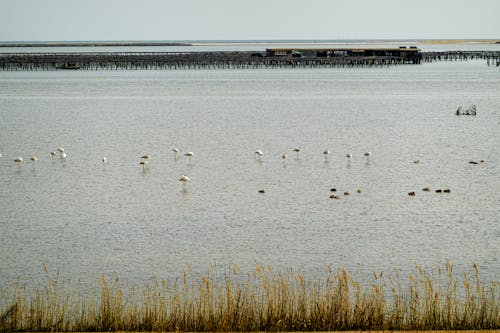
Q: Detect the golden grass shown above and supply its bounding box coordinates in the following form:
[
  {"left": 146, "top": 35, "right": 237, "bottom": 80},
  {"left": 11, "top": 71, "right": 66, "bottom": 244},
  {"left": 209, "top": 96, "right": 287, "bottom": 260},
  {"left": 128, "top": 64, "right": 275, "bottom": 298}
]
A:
[{"left": 1, "top": 262, "right": 498, "bottom": 332}]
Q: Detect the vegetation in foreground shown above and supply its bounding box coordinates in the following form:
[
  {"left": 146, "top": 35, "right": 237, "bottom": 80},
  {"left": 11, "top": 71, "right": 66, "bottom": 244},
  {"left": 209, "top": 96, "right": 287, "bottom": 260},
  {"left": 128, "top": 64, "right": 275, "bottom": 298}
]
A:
[{"left": 0, "top": 262, "right": 498, "bottom": 332}]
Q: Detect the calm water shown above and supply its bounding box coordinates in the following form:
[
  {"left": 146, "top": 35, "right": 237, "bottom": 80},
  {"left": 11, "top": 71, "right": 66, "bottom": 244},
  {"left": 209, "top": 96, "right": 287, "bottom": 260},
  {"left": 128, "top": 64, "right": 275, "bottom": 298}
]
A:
[
  {"left": 0, "top": 60, "right": 499, "bottom": 289},
  {"left": 1, "top": 40, "right": 500, "bottom": 53}
]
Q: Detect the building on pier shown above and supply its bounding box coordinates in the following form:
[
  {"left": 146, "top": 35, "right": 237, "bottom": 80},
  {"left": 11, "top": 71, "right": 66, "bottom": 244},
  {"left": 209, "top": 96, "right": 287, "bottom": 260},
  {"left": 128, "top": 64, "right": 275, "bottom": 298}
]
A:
[{"left": 265, "top": 47, "right": 422, "bottom": 63}]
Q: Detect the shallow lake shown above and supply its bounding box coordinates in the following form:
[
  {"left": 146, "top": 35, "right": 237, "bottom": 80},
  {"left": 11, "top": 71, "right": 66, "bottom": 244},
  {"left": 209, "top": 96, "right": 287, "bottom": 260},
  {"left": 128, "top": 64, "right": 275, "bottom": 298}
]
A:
[{"left": 0, "top": 59, "right": 499, "bottom": 289}]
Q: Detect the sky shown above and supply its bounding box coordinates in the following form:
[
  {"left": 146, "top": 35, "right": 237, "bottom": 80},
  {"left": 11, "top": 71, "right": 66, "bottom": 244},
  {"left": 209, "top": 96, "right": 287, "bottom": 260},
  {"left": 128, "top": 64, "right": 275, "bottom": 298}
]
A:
[{"left": 0, "top": 0, "right": 499, "bottom": 41}]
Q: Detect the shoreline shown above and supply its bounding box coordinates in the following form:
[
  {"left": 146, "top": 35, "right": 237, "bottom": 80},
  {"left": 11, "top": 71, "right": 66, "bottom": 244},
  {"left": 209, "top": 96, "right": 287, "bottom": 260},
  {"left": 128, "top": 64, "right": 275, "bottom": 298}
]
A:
[
  {"left": 2, "top": 263, "right": 498, "bottom": 332},
  {"left": 417, "top": 39, "right": 500, "bottom": 44},
  {"left": 0, "top": 39, "right": 499, "bottom": 48},
  {"left": 0, "top": 42, "right": 192, "bottom": 47}
]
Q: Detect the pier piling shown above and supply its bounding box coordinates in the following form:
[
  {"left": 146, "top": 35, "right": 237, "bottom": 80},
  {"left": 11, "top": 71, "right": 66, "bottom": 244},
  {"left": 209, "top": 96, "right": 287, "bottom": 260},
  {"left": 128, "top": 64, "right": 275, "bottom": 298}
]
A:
[{"left": 0, "top": 50, "right": 498, "bottom": 71}]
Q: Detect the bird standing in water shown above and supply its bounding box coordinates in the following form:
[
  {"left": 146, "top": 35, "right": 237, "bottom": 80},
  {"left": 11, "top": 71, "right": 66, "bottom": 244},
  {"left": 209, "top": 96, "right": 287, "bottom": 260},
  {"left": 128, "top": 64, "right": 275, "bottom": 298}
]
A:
[{"left": 180, "top": 174, "right": 190, "bottom": 191}]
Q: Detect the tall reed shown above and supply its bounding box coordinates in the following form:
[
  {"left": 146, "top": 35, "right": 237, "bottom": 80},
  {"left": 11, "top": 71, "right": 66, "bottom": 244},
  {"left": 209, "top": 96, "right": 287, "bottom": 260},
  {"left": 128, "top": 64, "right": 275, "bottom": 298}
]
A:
[{"left": 1, "top": 262, "right": 498, "bottom": 331}]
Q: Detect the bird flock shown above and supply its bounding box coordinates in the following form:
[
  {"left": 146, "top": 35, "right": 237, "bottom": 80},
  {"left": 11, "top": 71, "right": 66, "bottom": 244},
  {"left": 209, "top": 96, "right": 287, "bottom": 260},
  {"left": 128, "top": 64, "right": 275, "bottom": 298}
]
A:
[
  {"left": 3, "top": 146, "right": 195, "bottom": 192},
  {"left": 12, "top": 147, "right": 67, "bottom": 168},
  {"left": 2, "top": 146, "right": 483, "bottom": 197},
  {"left": 4, "top": 146, "right": 370, "bottom": 194},
  {"left": 254, "top": 148, "right": 373, "bottom": 198}
]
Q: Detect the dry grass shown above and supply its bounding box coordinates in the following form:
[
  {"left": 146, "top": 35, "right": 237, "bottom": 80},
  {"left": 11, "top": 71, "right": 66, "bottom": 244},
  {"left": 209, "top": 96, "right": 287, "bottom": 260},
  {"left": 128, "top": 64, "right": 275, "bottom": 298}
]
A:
[{"left": 1, "top": 262, "right": 498, "bottom": 332}]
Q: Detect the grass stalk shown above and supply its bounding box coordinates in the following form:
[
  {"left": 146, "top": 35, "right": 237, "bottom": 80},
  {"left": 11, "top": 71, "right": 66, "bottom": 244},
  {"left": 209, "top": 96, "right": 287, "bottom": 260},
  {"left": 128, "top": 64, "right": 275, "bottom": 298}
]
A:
[{"left": 1, "top": 261, "right": 498, "bottom": 331}]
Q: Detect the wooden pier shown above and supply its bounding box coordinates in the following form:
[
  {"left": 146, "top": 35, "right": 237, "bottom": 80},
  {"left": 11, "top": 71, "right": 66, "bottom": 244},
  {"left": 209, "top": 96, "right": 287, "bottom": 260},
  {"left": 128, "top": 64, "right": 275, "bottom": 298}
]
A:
[{"left": 0, "top": 48, "right": 499, "bottom": 71}]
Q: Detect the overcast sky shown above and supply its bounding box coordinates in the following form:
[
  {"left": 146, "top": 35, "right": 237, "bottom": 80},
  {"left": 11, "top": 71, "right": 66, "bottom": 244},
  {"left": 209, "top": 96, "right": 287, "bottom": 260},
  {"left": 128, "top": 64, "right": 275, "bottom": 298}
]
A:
[{"left": 0, "top": 0, "right": 499, "bottom": 41}]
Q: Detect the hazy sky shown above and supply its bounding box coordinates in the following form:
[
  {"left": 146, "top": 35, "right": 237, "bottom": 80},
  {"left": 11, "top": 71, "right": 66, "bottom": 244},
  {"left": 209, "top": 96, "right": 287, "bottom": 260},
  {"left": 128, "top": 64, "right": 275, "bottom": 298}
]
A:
[{"left": 1, "top": 0, "right": 499, "bottom": 41}]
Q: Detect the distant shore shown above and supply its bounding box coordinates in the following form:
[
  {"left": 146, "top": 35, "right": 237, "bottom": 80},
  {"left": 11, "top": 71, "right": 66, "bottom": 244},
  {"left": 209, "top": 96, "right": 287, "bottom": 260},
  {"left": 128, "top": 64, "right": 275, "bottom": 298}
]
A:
[
  {"left": 417, "top": 39, "right": 500, "bottom": 44},
  {"left": 0, "top": 41, "right": 192, "bottom": 47},
  {"left": 0, "top": 39, "right": 499, "bottom": 48}
]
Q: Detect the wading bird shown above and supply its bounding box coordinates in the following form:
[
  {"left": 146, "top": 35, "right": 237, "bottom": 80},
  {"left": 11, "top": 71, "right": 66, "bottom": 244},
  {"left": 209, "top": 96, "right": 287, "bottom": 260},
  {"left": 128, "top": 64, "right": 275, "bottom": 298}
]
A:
[
  {"left": 179, "top": 174, "right": 190, "bottom": 191},
  {"left": 346, "top": 153, "right": 352, "bottom": 164},
  {"left": 323, "top": 149, "right": 330, "bottom": 162},
  {"left": 293, "top": 148, "right": 301, "bottom": 159},
  {"left": 139, "top": 160, "right": 148, "bottom": 172},
  {"left": 172, "top": 147, "right": 180, "bottom": 159},
  {"left": 14, "top": 157, "right": 23, "bottom": 165},
  {"left": 50, "top": 151, "right": 58, "bottom": 159},
  {"left": 364, "top": 151, "right": 372, "bottom": 162},
  {"left": 140, "top": 154, "right": 151, "bottom": 167},
  {"left": 254, "top": 150, "right": 263, "bottom": 161},
  {"left": 184, "top": 151, "right": 194, "bottom": 163},
  {"left": 30, "top": 155, "right": 38, "bottom": 167}
]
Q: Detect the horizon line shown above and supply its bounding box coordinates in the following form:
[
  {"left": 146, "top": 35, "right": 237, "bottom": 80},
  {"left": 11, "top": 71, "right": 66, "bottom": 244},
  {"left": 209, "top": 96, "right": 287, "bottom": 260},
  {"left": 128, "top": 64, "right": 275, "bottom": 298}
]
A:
[{"left": 1, "top": 38, "right": 500, "bottom": 43}]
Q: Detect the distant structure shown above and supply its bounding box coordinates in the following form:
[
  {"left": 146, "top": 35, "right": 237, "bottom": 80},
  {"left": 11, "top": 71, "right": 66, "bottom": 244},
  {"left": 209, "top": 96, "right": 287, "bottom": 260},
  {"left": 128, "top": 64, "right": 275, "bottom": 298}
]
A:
[
  {"left": 2, "top": 47, "right": 498, "bottom": 71},
  {"left": 266, "top": 46, "right": 422, "bottom": 64},
  {"left": 0, "top": 47, "right": 424, "bottom": 70}
]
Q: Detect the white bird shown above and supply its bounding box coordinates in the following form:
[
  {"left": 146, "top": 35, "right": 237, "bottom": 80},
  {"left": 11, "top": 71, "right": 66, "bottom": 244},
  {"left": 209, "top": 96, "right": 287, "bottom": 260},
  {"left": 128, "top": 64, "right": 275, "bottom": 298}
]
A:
[
  {"left": 50, "top": 151, "right": 58, "bottom": 159},
  {"left": 293, "top": 148, "right": 301, "bottom": 159},
  {"left": 14, "top": 157, "right": 23, "bottom": 165},
  {"left": 57, "top": 147, "right": 65, "bottom": 153},
  {"left": 254, "top": 150, "right": 263, "bottom": 161},
  {"left": 102, "top": 157, "right": 107, "bottom": 164},
  {"left": 60, "top": 152, "right": 67, "bottom": 160},
  {"left": 323, "top": 149, "right": 330, "bottom": 161},
  {"left": 184, "top": 151, "right": 194, "bottom": 163},
  {"left": 179, "top": 174, "right": 190, "bottom": 191},
  {"left": 141, "top": 154, "right": 151, "bottom": 160},
  {"left": 346, "top": 153, "right": 352, "bottom": 166},
  {"left": 173, "top": 147, "right": 180, "bottom": 159},
  {"left": 139, "top": 160, "right": 148, "bottom": 172},
  {"left": 30, "top": 155, "right": 38, "bottom": 163},
  {"left": 364, "top": 151, "right": 372, "bottom": 162}
]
